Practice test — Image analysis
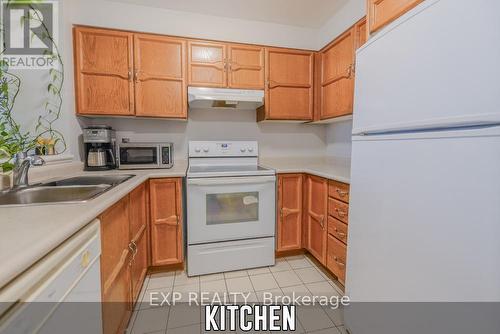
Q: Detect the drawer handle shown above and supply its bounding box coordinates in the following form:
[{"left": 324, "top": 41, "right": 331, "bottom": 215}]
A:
[
  {"left": 335, "top": 208, "right": 348, "bottom": 218},
  {"left": 334, "top": 228, "right": 347, "bottom": 238},
  {"left": 334, "top": 256, "right": 346, "bottom": 267},
  {"left": 336, "top": 189, "right": 348, "bottom": 197}
]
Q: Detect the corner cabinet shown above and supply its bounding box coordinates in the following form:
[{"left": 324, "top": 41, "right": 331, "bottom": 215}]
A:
[
  {"left": 149, "top": 178, "right": 184, "bottom": 266},
  {"left": 277, "top": 174, "right": 303, "bottom": 252},
  {"left": 257, "top": 48, "right": 314, "bottom": 122},
  {"left": 304, "top": 175, "right": 328, "bottom": 265},
  {"left": 74, "top": 26, "right": 187, "bottom": 119},
  {"left": 367, "top": 0, "right": 424, "bottom": 35},
  {"left": 314, "top": 17, "right": 366, "bottom": 122}
]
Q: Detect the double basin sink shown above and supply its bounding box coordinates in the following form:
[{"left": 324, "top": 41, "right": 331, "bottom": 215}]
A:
[{"left": 0, "top": 175, "right": 135, "bottom": 206}]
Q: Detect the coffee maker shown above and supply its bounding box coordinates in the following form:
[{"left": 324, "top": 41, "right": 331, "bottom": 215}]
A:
[{"left": 83, "top": 126, "right": 117, "bottom": 171}]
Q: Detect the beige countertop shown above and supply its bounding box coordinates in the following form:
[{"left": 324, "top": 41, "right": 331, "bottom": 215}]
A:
[
  {"left": 260, "top": 156, "right": 351, "bottom": 184},
  {"left": 0, "top": 156, "right": 350, "bottom": 289},
  {"left": 0, "top": 160, "right": 188, "bottom": 289}
]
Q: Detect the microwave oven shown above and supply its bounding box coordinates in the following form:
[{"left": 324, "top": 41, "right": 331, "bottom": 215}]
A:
[{"left": 117, "top": 142, "right": 173, "bottom": 169}]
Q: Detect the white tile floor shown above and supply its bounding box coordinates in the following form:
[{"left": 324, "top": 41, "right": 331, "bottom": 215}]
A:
[{"left": 127, "top": 254, "right": 347, "bottom": 333}]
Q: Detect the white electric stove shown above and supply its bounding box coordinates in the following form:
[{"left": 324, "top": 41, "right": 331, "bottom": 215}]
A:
[{"left": 186, "top": 141, "right": 276, "bottom": 276}]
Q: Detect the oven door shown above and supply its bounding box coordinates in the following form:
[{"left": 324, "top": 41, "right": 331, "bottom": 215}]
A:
[
  {"left": 187, "top": 175, "right": 276, "bottom": 244},
  {"left": 118, "top": 145, "right": 160, "bottom": 169}
]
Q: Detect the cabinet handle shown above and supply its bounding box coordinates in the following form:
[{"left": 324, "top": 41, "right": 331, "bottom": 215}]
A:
[
  {"left": 128, "top": 69, "right": 132, "bottom": 81},
  {"left": 319, "top": 215, "right": 325, "bottom": 229},
  {"left": 334, "top": 256, "right": 346, "bottom": 267},
  {"left": 335, "top": 208, "right": 348, "bottom": 218},
  {"left": 134, "top": 70, "right": 139, "bottom": 82},
  {"left": 334, "top": 228, "right": 347, "bottom": 238},
  {"left": 336, "top": 189, "right": 348, "bottom": 197}
]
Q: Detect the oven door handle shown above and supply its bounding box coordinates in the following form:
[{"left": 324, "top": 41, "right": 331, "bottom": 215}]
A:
[{"left": 187, "top": 176, "right": 276, "bottom": 186}]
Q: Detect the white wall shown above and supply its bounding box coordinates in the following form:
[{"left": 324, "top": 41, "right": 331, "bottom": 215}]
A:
[
  {"left": 326, "top": 120, "right": 353, "bottom": 158},
  {"left": 83, "top": 109, "right": 327, "bottom": 160}
]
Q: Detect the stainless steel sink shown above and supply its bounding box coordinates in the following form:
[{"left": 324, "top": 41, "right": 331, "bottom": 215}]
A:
[
  {"left": 0, "top": 185, "right": 111, "bottom": 206},
  {"left": 39, "top": 174, "right": 134, "bottom": 187},
  {"left": 0, "top": 174, "right": 135, "bottom": 206}
]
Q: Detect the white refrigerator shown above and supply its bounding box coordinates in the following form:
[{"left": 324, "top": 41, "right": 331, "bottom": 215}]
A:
[{"left": 346, "top": 0, "right": 500, "bottom": 333}]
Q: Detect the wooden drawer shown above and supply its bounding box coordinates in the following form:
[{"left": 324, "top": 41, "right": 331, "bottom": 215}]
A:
[
  {"left": 328, "top": 180, "right": 350, "bottom": 203},
  {"left": 327, "top": 234, "right": 347, "bottom": 284},
  {"left": 327, "top": 216, "right": 348, "bottom": 245},
  {"left": 328, "top": 197, "right": 349, "bottom": 224}
]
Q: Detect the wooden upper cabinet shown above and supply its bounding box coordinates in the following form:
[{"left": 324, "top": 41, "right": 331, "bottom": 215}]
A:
[
  {"left": 318, "top": 27, "right": 356, "bottom": 120},
  {"left": 277, "top": 174, "right": 303, "bottom": 252},
  {"left": 74, "top": 26, "right": 134, "bottom": 116},
  {"left": 149, "top": 178, "right": 183, "bottom": 266},
  {"left": 368, "top": 0, "right": 424, "bottom": 34},
  {"left": 228, "top": 44, "right": 265, "bottom": 89},
  {"left": 134, "top": 34, "right": 187, "bottom": 118},
  {"left": 258, "top": 48, "right": 314, "bottom": 121},
  {"left": 188, "top": 41, "right": 227, "bottom": 87},
  {"left": 305, "top": 175, "right": 328, "bottom": 265},
  {"left": 355, "top": 17, "right": 368, "bottom": 49}
]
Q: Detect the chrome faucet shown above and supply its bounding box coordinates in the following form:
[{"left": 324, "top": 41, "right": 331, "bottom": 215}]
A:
[{"left": 11, "top": 152, "right": 45, "bottom": 189}]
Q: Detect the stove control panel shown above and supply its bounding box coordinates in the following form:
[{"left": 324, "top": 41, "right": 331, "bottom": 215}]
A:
[{"left": 189, "top": 141, "right": 258, "bottom": 157}]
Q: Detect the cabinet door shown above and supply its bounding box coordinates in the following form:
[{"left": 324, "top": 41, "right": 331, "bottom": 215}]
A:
[
  {"left": 305, "top": 175, "right": 328, "bottom": 265},
  {"left": 228, "top": 44, "right": 265, "bottom": 89},
  {"left": 134, "top": 34, "right": 187, "bottom": 118},
  {"left": 73, "top": 27, "right": 134, "bottom": 116},
  {"left": 277, "top": 174, "right": 303, "bottom": 252},
  {"left": 129, "top": 183, "right": 148, "bottom": 302},
  {"left": 149, "top": 178, "right": 183, "bottom": 266},
  {"left": 355, "top": 17, "right": 368, "bottom": 49},
  {"left": 187, "top": 41, "right": 227, "bottom": 87},
  {"left": 99, "top": 196, "right": 131, "bottom": 334},
  {"left": 262, "top": 48, "right": 314, "bottom": 121},
  {"left": 319, "top": 28, "right": 356, "bottom": 120},
  {"left": 368, "top": 0, "right": 424, "bottom": 34}
]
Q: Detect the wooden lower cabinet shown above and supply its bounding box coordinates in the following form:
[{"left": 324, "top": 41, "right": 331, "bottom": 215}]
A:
[
  {"left": 277, "top": 174, "right": 303, "bottom": 252},
  {"left": 277, "top": 173, "right": 350, "bottom": 285},
  {"left": 327, "top": 234, "right": 347, "bottom": 285},
  {"left": 100, "top": 182, "right": 149, "bottom": 334},
  {"left": 149, "top": 178, "right": 184, "bottom": 266},
  {"left": 129, "top": 183, "right": 149, "bottom": 302},
  {"left": 304, "top": 175, "right": 328, "bottom": 265}
]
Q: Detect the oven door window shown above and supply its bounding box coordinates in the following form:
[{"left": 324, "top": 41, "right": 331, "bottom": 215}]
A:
[
  {"left": 120, "top": 147, "right": 158, "bottom": 165},
  {"left": 206, "top": 192, "right": 259, "bottom": 225}
]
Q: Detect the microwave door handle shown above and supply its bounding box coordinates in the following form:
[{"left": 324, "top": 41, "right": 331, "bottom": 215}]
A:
[{"left": 187, "top": 176, "right": 275, "bottom": 186}]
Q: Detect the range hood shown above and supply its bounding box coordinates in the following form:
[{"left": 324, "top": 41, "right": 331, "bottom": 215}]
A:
[{"left": 188, "top": 87, "right": 264, "bottom": 110}]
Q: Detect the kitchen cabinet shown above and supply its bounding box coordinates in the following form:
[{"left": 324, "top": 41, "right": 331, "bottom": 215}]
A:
[
  {"left": 368, "top": 0, "right": 424, "bottom": 34},
  {"left": 74, "top": 27, "right": 187, "bottom": 119},
  {"left": 99, "top": 182, "right": 149, "bottom": 334},
  {"left": 129, "top": 182, "right": 148, "bottom": 302},
  {"left": 187, "top": 40, "right": 227, "bottom": 87},
  {"left": 327, "top": 234, "right": 347, "bottom": 284},
  {"left": 187, "top": 41, "right": 265, "bottom": 89},
  {"left": 74, "top": 27, "right": 135, "bottom": 116},
  {"left": 304, "top": 175, "right": 328, "bottom": 265},
  {"left": 134, "top": 34, "right": 187, "bottom": 118},
  {"left": 257, "top": 48, "right": 314, "bottom": 121},
  {"left": 228, "top": 44, "right": 265, "bottom": 89},
  {"left": 277, "top": 174, "right": 303, "bottom": 252},
  {"left": 99, "top": 196, "right": 132, "bottom": 334},
  {"left": 317, "top": 27, "right": 356, "bottom": 120},
  {"left": 149, "top": 178, "right": 183, "bottom": 266},
  {"left": 315, "top": 17, "right": 366, "bottom": 122},
  {"left": 355, "top": 17, "right": 368, "bottom": 49}
]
